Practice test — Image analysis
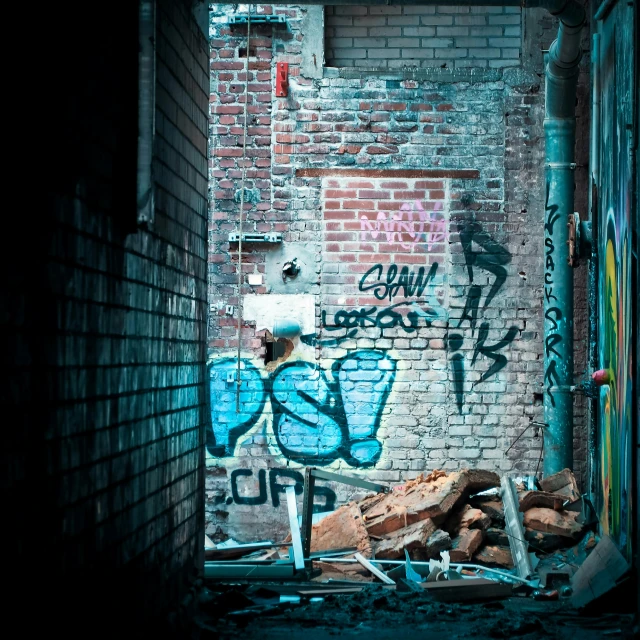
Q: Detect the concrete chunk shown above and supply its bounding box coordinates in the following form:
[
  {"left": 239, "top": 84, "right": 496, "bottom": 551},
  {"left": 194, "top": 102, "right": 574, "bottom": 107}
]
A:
[
  {"left": 425, "top": 529, "right": 452, "bottom": 559},
  {"left": 486, "top": 527, "right": 509, "bottom": 546}
]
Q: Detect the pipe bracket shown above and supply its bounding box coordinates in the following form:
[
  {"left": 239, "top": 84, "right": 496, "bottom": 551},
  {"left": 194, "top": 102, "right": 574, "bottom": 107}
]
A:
[{"left": 545, "top": 162, "right": 577, "bottom": 170}]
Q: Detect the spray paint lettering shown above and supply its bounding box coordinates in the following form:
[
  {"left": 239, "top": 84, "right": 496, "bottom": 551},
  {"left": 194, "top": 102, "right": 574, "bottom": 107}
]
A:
[
  {"left": 208, "top": 350, "right": 396, "bottom": 467},
  {"left": 543, "top": 182, "right": 562, "bottom": 406},
  {"left": 313, "top": 263, "right": 442, "bottom": 346},
  {"left": 450, "top": 222, "right": 519, "bottom": 412},
  {"left": 360, "top": 200, "right": 446, "bottom": 250},
  {"left": 229, "top": 468, "right": 336, "bottom": 512}
]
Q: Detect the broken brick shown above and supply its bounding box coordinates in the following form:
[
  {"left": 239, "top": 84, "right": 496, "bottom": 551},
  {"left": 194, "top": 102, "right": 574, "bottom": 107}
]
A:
[
  {"left": 475, "top": 545, "right": 514, "bottom": 569},
  {"left": 486, "top": 527, "right": 510, "bottom": 546},
  {"left": 311, "top": 501, "right": 372, "bottom": 557},
  {"left": 449, "top": 528, "right": 484, "bottom": 563},
  {"left": 525, "top": 528, "right": 573, "bottom": 552},
  {"left": 519, "top": 490, "right": 566, "bottom": 512},
  {"left": 444, "top": 504, "right": 491, "bottom": 536},
  {"left": 373, "top": 518, "right": 436, "bottom": 559},
  {"left": 361, "top": 469, "right": 499, "bottom": 537},
  {"left": 539, "top": 468, "right": 580, "bottom": 502},
  {"left": 472, "top": 500, "right": 505, "bottom": 526},
  {"left": 523, "top": 507, "right": 583, "bottom": 539}
]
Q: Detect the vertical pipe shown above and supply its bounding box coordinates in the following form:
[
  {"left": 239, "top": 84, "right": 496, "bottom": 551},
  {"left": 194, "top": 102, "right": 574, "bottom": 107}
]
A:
[
  {"left": 587, "top": 33, "right": 601, "bottom": 496},
  {"left": 137, "top": 0, "right": 156, "bottom": 226},
  {"left": 542, "top": 3, "right": 585, "bottom": 476},
  {"left": 543, "top": 120, "right": 576, "bottom": 475}
]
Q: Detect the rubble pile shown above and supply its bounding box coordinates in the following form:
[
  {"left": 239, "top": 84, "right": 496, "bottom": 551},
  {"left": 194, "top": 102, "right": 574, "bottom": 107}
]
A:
[{"left": 311, "top": 468, "right": 588, "bottom": 569}]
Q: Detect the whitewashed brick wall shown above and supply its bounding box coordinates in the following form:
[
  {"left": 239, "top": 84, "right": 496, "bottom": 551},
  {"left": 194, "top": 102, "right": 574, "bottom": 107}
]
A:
[{"left": 325, "top": 5, "right": 522, "bottom": 69}]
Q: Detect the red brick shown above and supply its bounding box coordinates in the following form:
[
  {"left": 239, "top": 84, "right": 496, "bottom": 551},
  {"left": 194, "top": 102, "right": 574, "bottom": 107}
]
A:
[
  {"left": 325, "top": 189, "right": 357, "bottom": 199},
  {"left": 324, "top": 211, "right": 356, "bottom": 220},
  {"left": 380, "top": 181, "right": 409, "bottom": 189},
  {"left": 343, "top": 200, "right": 374, "bottom": 210},
  {"left": 366, "top": 145, "right": 399, "bottom": 155},
  {"left": 358, "top": 190, "right": 390, "bottom": 199}
]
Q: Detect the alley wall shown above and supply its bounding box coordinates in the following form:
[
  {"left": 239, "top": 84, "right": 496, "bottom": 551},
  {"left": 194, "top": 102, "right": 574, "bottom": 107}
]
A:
[
  {"left": 206, "top": 4, "right": 590, "bottom": 542},
  {"left": 5, "top": 1, "right": 210, "bottom": 632}
]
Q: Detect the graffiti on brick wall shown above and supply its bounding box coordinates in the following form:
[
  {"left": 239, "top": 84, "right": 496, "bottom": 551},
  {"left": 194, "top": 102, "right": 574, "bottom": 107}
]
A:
[
  {"left": 208, "top": 350, "right": 396, "bottom": 467},
  {"left": 313, "top": 263, "right": 441, "bottom": 346},
  {"left": 360, "top": 200, "right": 447, "bottom": 250},
  {"left": 596, "top": 18, "right": 634, "bottom": 559},
  {"left": 228, "top": 468, "right": 336, "bottom": 513},
  {"left": 450, "top": 222, "right": 519, "bottom": 413}
]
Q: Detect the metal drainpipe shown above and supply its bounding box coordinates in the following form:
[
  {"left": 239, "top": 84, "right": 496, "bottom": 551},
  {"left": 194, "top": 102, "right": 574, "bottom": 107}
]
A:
[
  {"left": 531, "top": 0, "right": 586, "bottom": 475},
  {"left": 587, "top": 32, "right": 600, "bottom": 496},
  {"left": 137, "top": 0, "right": 156, "bottom": 226}
]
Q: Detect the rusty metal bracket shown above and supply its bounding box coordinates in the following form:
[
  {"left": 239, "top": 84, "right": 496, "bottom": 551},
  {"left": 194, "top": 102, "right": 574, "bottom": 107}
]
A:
[{"left": 567, "top": 213, "right": 578, "bottom": 266}]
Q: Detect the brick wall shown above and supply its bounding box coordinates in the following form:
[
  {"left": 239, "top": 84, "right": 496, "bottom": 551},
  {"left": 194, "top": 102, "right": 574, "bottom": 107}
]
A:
[
  {"left": 4, "top": 1, "right": 209, "bottom": 633},
  {"left": 206, "top": 4, "right": 590, "bottom": 543},
  {"left": 325, "top": 5, "right": 522, "bottom": 69}
]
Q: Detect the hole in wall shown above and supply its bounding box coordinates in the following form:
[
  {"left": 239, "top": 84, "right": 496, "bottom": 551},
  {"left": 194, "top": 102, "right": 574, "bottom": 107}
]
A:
[
  {"left": 282, "top": 257, "right": 301, "bottom": 282},
  {"left": 263, "top": 330, "right": 294, "bottom": 371},
  {"left": 238, "top": 46, "right": 256, "bottom": 58},
  {"left": 518, "top": 271, "right": 527, "bottom": 280},
  {"left": 533, "top": 392, "right": 543, "bottom": 405}
]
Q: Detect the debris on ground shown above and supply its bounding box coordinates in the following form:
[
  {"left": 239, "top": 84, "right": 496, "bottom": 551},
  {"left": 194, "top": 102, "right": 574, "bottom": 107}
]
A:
[{"left": 199, "top": 466, "right": 632, "bottom": 636}]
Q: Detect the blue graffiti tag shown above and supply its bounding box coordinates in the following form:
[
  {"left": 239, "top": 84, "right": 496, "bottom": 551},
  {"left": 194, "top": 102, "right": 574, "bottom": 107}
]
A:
[
  {"left": 208, "top": 358, "right": 266, "bottom": 457},
  {"left": 207, "top": 350, "right": 396, "bottom": 467}
]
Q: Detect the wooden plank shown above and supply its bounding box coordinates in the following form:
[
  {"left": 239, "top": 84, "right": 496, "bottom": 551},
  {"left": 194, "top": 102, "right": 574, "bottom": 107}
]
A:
[
  {"left": 286, "top": 486, "right": 306, "bottom": 571},
  {"left": 205, "top": 541, "right": 291, "bottom": 560},
  {"left": 297, "top": 588, "right": 364, "bottom": 596},
  {"left": 310, "top": 468, "right": 390, "bottom": 493},
  {"left": 203, "top": 563, "right": 295, "bottom": 580},
  {"left": 308, "top": 547, "right": 357, "bottom": 559},
  {"left": 421, "top": 578, "right": 512, "bottom": 602},
  {"left": 354, "top": 552, "right": 395, "bottom": 585}
]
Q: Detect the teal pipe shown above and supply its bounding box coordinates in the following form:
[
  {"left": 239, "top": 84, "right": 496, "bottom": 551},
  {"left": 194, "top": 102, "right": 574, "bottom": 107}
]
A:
[{"left": 540, "top": 1, "right": 585, "bottom": 476}]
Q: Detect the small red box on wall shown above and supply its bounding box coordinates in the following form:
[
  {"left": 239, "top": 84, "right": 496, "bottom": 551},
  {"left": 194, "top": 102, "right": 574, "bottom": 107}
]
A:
[{"left": 275, "top": 62, "right": 288, "bottom": 97}]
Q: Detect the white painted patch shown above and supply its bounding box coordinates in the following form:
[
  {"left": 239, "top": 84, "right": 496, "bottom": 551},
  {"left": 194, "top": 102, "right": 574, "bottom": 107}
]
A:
[{"left": 242, "top": 294, "right": 316, "bottom": 359}]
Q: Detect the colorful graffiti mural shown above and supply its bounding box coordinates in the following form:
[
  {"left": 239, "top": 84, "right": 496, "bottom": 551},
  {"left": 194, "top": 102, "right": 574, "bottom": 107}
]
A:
[
  {"left": 208, "top": 350, "right": 396, "bottom": 467},
  {"left": 595, "top": 4, "right": 634, "bottom": 560}
]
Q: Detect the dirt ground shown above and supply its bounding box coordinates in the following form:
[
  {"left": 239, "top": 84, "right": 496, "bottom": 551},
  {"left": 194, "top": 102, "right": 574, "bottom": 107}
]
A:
[{"left": 194, "top": 584, "right": 636, "bottom": 639}]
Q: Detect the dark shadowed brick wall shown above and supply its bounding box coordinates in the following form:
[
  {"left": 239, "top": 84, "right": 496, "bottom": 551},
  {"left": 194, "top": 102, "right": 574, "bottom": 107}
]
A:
[{"left": 3, "top": 1, "right": 209, "bottom": 634}]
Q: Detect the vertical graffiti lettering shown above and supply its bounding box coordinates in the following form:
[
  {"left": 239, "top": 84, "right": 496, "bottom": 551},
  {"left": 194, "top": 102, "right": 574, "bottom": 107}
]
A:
[
  {"left": 451, "top": 222, "right": 518, "bottom": 412},
  {"left": 543, "top": 181, "right": 562, "bottom": 406}
]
